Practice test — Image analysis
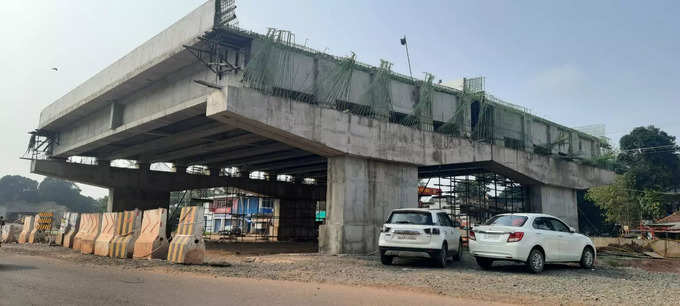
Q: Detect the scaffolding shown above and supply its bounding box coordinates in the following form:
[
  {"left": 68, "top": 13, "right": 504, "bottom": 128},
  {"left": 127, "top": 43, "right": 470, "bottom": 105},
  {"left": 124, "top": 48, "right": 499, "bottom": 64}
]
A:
[{"left": 420, "top": 173, "right": 527, "bottom": 228}]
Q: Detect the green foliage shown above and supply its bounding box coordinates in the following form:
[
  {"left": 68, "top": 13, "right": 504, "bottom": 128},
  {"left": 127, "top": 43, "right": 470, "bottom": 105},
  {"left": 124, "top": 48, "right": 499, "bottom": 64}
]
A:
[
  {"left": 96, "top": 196, "right": 109, "bottom": 212},
  {"left": 618, "top": 125, "right": 680, "bottom": 191},
  {"left": 586, "top": 176, "right": 640, "bottom": 226},
  {"left": 0, "top": 175, "right": 99, "bottom": 212},
  {"left": 639, "top": 190, "right": 666, "bottom": 220},
  {"left": 587, "top": 126, "right": 680, "bottom": 228},
  {"left": 0, "top": 175, "right": 39, "bottom": 202}
]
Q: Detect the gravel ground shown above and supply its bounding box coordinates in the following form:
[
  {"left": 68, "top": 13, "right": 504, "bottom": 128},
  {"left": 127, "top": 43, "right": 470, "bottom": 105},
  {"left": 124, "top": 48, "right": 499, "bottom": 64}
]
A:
[{"left": 2, "top": 243, "right": 678, "bottom": 305}]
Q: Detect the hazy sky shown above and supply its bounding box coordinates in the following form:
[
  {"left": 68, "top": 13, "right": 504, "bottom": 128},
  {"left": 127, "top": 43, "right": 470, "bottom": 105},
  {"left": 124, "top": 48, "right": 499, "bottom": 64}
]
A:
[{"left": 1, "top": 0, "right": 678, "bottom": 198}]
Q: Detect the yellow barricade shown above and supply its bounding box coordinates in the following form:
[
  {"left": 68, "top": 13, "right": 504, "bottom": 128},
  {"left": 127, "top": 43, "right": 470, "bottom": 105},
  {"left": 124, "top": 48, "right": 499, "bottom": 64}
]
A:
[
  {"left": 1, "top": 224, "right": 22, "bottom": 243},
  {"left": 133, "top": 208, "right": 169, "bottom": 259},
  {"left": 79, "top": 213, "right": 102, "bottom": 254},
  {"left": 109, "top": 209, "right": 142, "bottom": 259},
  {"left": 29, "top": 212, "right": 54, "bottom": 243},
  {"left": 94, "top": 212, "right": 120, "bottom": 256},
  {"left": 17, "top": 215, "right": 34, "bottom": 244},
  {"left": 62, "top": 213, "right": 80, "bottom": 249},
  {"left": 167, "top": 206, "right": 205, "bottom": 264}
]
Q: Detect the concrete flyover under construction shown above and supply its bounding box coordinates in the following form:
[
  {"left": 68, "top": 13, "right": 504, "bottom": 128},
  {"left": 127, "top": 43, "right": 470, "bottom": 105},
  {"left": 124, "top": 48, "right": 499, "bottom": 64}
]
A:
[{"left": 27, "top": 0, "right": 614, "bottom": 254}]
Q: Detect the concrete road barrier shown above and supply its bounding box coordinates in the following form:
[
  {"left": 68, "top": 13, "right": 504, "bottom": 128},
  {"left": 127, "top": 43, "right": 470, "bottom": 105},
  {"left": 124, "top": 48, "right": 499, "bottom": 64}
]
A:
[
  {"left": 109, "top": 209, "right": 142, "bottom": 258},
  {"left": 29, "top": 212, "right": 54, "bottom": 244},
  {"left": 18, "top": 216, "right": 35, "bottom": 244},
  {"left": 94, "top": 212, "right": 120, "bottom": 257},
  {"left": 79, "top": 213, "right": 102, "bottom": 254},
  {"left": 167, "top": 206, "right": 205, "bottom": 265},
  {"left": 63, "top": 213, "right": 80, "bottom": 249},
  {"left": 133, "top": 208, "right": 169, "bottom": 259},
  {"left": 1, "top": 223, "right": 22, "bottom": 243}
]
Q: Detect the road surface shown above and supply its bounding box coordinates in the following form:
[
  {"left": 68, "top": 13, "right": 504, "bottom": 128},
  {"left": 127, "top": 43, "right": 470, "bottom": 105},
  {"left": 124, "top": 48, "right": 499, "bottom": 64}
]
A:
[{"left": 0, "top": 254, "right": 503, "bottom": 306}]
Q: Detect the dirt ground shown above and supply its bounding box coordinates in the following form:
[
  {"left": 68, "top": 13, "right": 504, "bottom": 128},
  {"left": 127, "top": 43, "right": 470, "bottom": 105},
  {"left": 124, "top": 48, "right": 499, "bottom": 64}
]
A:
[{"left": 2, "top": 242, "right": 680, "bottom": 305}]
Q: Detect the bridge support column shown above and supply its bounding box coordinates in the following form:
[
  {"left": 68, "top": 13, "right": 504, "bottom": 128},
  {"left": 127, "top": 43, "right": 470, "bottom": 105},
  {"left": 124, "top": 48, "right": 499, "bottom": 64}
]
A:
[
  {"left": 319, "top": 156, "right": 417, "bottom": 254},
  {"left": 528, "top": 185, "right": 579, "bottom": 230},
  {"left": 107, "top": 188, "right": 170, "bottom": 212}
]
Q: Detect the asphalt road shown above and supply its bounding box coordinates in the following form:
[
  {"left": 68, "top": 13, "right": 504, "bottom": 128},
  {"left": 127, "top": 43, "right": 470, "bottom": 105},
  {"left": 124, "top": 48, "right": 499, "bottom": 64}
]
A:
[{"left": 0, "top": 254, "right": 503, "bottom": 306}]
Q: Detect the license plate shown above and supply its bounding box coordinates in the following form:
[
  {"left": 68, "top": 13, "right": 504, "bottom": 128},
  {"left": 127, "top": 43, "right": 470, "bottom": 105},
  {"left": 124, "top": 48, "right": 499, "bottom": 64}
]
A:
[
  {"left": 482, "top": 233, "right": 500, "bottom": 240},
  {"left": 397, "top": 234, "right": 416, "bottom": 240}
]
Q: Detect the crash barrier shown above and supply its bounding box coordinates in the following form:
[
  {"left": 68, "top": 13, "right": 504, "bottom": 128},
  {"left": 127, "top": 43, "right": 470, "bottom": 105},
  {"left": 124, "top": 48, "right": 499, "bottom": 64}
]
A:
[
  {"left": 29, "top": 212, "right": 54, "bottom": 243},
  {"left": 168, "top": 206, "right": 205, "bottom": 264},
  {"left": 1, "top": 224, "right": 22, "bottom": 243},
  {"left": 62, "top": 213, "right": 80, "bottom": 248},
  {"left": 109, "top": 209, "right": 142, "bottom": 258},
  {"left": 18, "top": 216, "right": 34, "bottom": 244},
  {"left": 94, "top": 212, "right": 120, "bottom": 256},
  {"left": 133, "top": 208, "right": 169, "bottom": 259},
  {"left": 78, "top": 213, "right": 102, "bottom": 254},
  {"left": 56, "top": 212, "right": 71, "bottom": 246}
]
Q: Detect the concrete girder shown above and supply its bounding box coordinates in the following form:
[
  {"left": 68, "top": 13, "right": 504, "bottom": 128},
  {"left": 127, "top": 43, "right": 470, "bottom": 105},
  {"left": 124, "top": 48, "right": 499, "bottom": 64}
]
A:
[
  {"left": 53, "top": 97, "right": 208, "bottom": 158},
  {"left": 213, "top": 150, "right": 315, "bottom": 169},
  {"left": 243, "top": 156, "right": 327, "bottom": 172},
  {"left": 274, "top": 164, "right": 328, "bottom": 176},
  {"left": 30, "top": 159, "right": 325, "bottom": 201},
  {"left": 101, "top": 121, "right": 235, "bottom": 160},
  {"left": 184, "top": 142, "right": 292, "bottom": 166},
  {"left": 206, "top": 86, "right": 615, "bottom": 190},
  {"left": 150, "top": 132, "right": 266, "bottom": 163}
]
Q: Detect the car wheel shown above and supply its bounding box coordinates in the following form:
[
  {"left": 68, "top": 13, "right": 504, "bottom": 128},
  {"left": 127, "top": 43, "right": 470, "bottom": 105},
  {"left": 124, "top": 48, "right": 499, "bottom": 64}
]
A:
[
  {"left": 475, "top": 257, "right": 493, "bottom": 269},
  {"left": 526, "top": 248, "right": 545, "bottom": 273},
  {"left": 580, "top": 247, "right": 595, "bottom": 269},
  {"left": 380, "top": 249, "right": 394, "bottom": 265},
  {"left": 431, "top": 243, "right": 448, "bottom": 268},
  {"left": 452, "top": 239, "right": 463, "bottom": 261}
]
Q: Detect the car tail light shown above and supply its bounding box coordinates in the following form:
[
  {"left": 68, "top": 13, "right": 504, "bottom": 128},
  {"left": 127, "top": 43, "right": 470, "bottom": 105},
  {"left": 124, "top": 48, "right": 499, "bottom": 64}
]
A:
[
  {"left": 423, "top": 228, "right": 430, "bottom": 234},
  {"left": 469, "top": 230, "right": 476, "bottom": 241},
  {"left": 381, "top": 226, "right": 391, "bottom": 233},
  {"left": 432, "top": 228, "right": 440, "bottom": 235},
  {"left": 507, "top": 232, "right": 524, "bottom": 242}
]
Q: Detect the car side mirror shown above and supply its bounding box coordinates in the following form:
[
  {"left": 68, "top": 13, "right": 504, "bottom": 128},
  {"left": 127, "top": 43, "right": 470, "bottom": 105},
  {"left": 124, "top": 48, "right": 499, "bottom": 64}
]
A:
[{"left": 569, "top": 227, "right": 576, "bottom": 233}]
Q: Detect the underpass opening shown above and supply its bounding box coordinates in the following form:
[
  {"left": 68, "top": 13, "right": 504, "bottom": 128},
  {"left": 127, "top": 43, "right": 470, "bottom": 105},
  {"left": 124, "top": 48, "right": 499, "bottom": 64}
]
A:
[{"left": 418, "top": 172, "right": 527, "bottom": 231}]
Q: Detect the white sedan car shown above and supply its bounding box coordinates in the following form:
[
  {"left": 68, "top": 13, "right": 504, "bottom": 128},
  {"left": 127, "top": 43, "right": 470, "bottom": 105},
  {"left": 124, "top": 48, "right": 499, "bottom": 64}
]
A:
[
  {"left": 468, "top": 213, "right": 596, "bottom": 273},
  {"left": 378, "top": 208, "right": 463, "bottom": 267}
]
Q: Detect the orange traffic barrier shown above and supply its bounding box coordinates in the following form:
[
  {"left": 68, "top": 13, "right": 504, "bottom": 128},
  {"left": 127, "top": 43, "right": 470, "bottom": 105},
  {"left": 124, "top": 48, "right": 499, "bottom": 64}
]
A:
[
  {"left": 109, "top": 209, "right": 142, "bottom": 259},
  {"left": 167, "top": 206, "right": 205, "bottom": 264},
  {"left": 17, "top": 215, "right": 34, "bottom": 244},
  {"left": 79, "top": 213, "right": 102, "bottom": 254},
  {"left": 1, "top": 224, "right": 22, "bottom": 243},
  {"left": 72, "top": 213, "right": 93, "bottom": 251},
  {"left": 94, "top": 212, "right": 120, "bottom": 256},
  {"left": 29, "top": 212, "right": 54, "bottom": 244},
  {"left": 133, "top": 208, "right": 169, "bottom": 259},
  {"left": 62, "top": 213, "right": 80, "bottom": 248}
]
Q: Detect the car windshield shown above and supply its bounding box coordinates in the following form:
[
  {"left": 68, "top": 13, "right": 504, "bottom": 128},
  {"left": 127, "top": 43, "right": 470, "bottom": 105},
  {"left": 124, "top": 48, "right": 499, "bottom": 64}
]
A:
[
  {"left": 484, "top": 215, "right": 528, "bottom": 227},
  {"left": 387, "top": 211, "right": 434, "bottom": 225}
]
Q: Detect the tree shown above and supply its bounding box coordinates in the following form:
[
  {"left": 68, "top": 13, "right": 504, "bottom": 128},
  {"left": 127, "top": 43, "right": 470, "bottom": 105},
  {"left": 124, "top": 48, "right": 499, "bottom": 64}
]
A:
[
  {"left": 618, "top": 126, "right": 680, "bottom": 191},
  {"left": 37, "top": 177, "right": 98, "bottom": 212},
  {"left": 0, "top": 175, "right": 39, "bottom": 203},
  {"left": 586, "top": 176, "right": 640, "bottom": 227},
  {"left": 96, "top": 196, "right": 109, "bottom": 212}
]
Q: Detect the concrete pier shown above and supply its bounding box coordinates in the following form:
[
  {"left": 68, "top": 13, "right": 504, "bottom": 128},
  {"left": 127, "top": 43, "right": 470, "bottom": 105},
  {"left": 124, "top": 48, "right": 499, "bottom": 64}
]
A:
[{"left": 319, "top": 156, "right": 417, "bottom": 254}]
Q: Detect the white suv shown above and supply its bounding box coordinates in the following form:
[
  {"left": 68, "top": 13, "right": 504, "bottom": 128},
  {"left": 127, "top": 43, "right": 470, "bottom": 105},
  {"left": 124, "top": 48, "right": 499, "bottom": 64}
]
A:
[
  {"left": 468, "top": 213, "right": 596, "bottom": 273},
  {"left": 378, "top": 208, "right": 463, "bottom": 267}
]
